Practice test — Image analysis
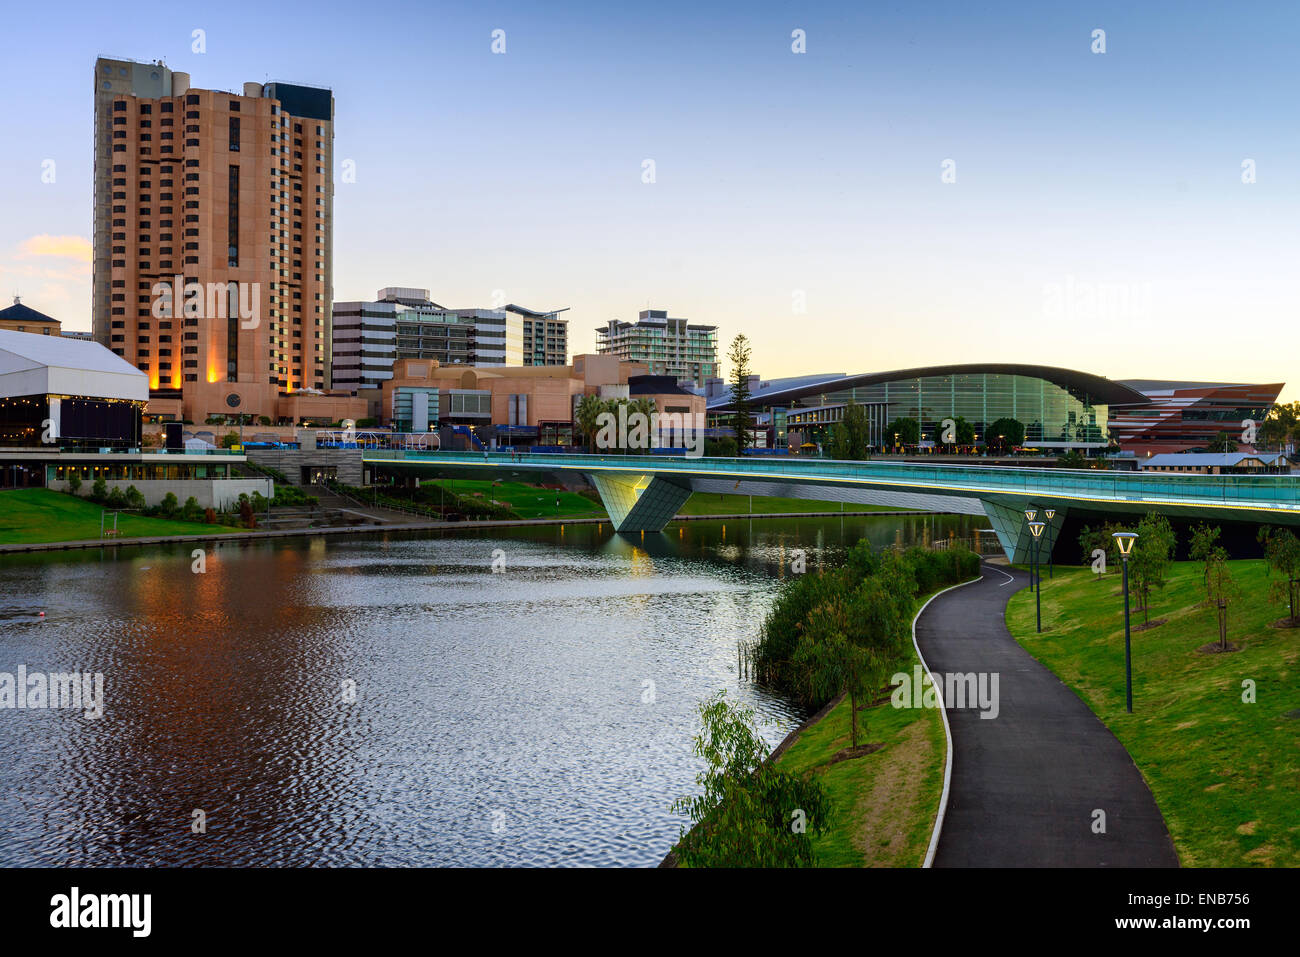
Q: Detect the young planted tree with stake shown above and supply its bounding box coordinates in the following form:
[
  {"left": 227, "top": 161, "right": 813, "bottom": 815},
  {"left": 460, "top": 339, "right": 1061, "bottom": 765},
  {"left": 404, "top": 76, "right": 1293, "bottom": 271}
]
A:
[
  {"left": 1130, "top": 513, "right": 1176, "bottom": 625},
  {"left": 1260, "top": 526, "right": 1300, "bottom": 626},
  {"left": 1188, "top": 523, "right": 1223, "bottom": 602},
  {"left": 1204, "top": 550, "right": 1239, "bottom": 651}
]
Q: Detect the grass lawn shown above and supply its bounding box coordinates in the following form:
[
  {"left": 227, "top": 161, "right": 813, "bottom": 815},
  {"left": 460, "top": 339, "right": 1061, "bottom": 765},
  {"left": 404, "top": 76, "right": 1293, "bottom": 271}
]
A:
[
  {"left": 420, "top": 479, "right": 899, "bottom": 521},
  {"left": 772, "top": 588, "right": 954, "bottom": 867},
  {"left": 1006, "top": 561, "right": 1300, "bottom": 867},
  {"left": 420, "top": 479, "right": 605, "bottom": 520},
  {"left": 0, "top": 488, "right": 219, "bottom": 545}
]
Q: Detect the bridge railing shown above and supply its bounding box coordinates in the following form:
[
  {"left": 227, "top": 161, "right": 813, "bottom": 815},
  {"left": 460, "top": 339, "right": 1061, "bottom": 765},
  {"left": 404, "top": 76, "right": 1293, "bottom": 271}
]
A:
[{"left": 359, "top": 449, "right": 1300, "bottom": 510}]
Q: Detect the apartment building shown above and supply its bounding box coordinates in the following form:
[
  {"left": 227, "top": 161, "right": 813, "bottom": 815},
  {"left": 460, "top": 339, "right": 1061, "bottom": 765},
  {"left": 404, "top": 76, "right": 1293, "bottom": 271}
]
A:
[
  {"left": 596, "top": 308, "right": 717, "bottom": 386},
  {"left": 506, "top": 303, "right": 569, "bottom": 366},
  {"left": 92, "top": 57, "right": 354, "bottom": 424}
]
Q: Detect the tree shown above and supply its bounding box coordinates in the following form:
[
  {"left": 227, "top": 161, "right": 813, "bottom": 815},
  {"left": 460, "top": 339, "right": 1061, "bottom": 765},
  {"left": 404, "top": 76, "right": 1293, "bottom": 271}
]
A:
[
  {"left": 828, "top": 402, "right": 871, "bottom": 460},
  {"left": 1204, "top": 552, "right": 1239, "bottom": 651},
  {"left": 220, "top": 431, "right": 240, "bottom": 449},
  {"left": 1260, "top": 527, "right": 1300, "bottom": 625},
  {"left": 671, "top": 691, "right": 829, "bottom": 868},
  {"left": 705, "top": 436, "right": 738, "bottom": 457},
  {"left": 629, "top": 397, "right": 658, "bottom": 451},
  {"left": 985, "top": 418, "right": 1025, "bottom": 455},
  {"left": 728, "top": 334, "right": 755, "bottom": 452},
  {"left": 1055, "top": 450, "right": 1088, "bottom": 469},
  {"left": 884, "top": 417, "right": 920, "bottom": 450},
  {"left": 90, "top": 477, "right": 107, "bottom": 504},
  {"left": 574, "top": 394, "right": 605, "bottom": 451},
  {"left": 1130, "top": 513, "right": 1176, "bottom": 624},
  {"left": 182, "top": 496, "right": 203, "bottom": 522},
  {"left": 66, "top": 473, "right": 82, "bottom": 496},
  {"left": 1078, "top": 524, "right": 1113, "bottom": 577},
  {"left": 792, "top": 589, "right": 890, "bottom": 748},
  {"left": 1188, "top": 523, "right": 1222, "bottom": 601},
  {"left": 159, "top": 492, "right": 180, "bottom": 518},
  {"left": 105, "top": 486, "right": 127, "bottom": 510},
  {"left": 1206, "top": 431, "right": 1237, "bottom": 453},
  {"left": 950, "top": 415, "right": 976, "bottom": 448},
  {"left": 1258, "top": 400, "right": 1300, "bottom": 452},
  {"left": 792, "top": 630, "right": 880, "bottom": 749}
]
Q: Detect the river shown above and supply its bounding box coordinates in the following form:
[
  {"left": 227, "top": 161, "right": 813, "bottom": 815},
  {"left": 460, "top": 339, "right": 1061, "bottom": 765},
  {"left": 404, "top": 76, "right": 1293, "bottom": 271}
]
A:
[{"left": 0, "top": 512, "right": 985, "bottom": 867}]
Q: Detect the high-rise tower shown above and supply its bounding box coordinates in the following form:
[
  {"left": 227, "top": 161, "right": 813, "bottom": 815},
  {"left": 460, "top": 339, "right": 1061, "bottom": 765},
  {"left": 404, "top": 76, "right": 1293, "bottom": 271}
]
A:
[{"left": 92, "top": 57, "right": 334, "bottom": 423}]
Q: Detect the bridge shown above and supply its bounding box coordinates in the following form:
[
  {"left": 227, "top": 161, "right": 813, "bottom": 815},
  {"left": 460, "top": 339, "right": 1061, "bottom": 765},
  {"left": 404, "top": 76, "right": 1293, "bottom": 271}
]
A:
[{"left": 361, "top": 449, "right": 1300, "bottom": 561}]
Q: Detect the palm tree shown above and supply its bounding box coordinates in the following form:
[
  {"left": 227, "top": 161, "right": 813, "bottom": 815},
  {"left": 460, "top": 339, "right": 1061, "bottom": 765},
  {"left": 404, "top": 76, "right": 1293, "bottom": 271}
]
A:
[
  {"left": 629, "top": 397, "right": 658, "bottom": 452},
  {"left": 575, "top": 394, "right": 604, "bottom": 451}
]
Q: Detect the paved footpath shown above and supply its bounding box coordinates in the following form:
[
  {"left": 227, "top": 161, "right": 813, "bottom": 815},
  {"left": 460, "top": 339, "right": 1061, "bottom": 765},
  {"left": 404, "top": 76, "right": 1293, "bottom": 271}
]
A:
[{"left": 917, "top": 564, "right": 1179, "bottom": 867}]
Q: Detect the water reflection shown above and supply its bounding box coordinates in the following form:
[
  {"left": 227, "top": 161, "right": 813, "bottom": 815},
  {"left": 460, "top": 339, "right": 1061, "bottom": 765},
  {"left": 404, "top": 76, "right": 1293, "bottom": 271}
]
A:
[{"left": 0, "top": 513, "right": 984, "bottom": 866}]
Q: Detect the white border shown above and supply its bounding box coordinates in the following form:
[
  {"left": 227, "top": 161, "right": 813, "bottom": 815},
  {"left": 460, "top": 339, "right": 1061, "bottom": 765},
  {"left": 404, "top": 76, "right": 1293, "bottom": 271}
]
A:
[{"left": 914, "top": 569, "right": 986, "bottom": 868}]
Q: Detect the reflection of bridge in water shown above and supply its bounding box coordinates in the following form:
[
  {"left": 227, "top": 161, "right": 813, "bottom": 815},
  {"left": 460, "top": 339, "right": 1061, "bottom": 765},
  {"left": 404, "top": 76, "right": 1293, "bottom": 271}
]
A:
[{"left": 362, "top": 450, "right": 1300, "bottom": 561}]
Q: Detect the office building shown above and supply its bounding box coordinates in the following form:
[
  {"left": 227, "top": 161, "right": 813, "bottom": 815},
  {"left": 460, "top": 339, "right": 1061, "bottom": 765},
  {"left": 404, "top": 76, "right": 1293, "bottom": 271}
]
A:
[
  {"left": 596, "top": 309, "right": 717, "bottom": 386},
  {"left": 332, "top": 290, "right": 571, "bottom": 389},
  {"left": 92, "top": 57, "right": 345, "bottom": 424}
]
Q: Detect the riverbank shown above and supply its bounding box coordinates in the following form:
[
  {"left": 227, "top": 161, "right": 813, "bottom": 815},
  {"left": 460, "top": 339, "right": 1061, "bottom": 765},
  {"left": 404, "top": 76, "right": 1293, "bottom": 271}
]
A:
[
  {"left": 0, "top": 501, "right": 940, "bottom": 553},
  {"left": 1005, "top": 560, "right": 1299, "bottom": 867},
  {"left": 663, "top": 579, "right": 973, "bottom": 868}
]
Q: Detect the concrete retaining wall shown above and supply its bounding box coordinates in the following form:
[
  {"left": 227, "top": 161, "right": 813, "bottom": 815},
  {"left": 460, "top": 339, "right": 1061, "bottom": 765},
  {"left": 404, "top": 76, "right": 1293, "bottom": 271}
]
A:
[{"left": 49, "top": 478, "right": 274, "bottom": 510}]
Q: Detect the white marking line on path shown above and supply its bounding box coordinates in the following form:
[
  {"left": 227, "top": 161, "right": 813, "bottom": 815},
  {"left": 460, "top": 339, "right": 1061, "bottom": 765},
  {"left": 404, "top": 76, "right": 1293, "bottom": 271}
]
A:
[
  {"left": 984, "top": 563, "right": 1015, "bottom": 586},
  {"left": 914, "top": 571, "right": 984, "bottom": 869}
]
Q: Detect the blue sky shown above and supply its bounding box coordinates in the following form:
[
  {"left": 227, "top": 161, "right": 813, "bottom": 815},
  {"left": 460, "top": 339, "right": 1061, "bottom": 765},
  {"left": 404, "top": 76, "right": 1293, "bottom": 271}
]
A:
[{"left": 1, "top": 0, "right": 1297, "bottom": 395}]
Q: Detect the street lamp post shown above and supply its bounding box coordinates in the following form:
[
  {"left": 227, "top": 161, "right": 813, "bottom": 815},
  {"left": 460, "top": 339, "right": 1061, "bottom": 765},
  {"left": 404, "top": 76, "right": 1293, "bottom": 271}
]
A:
[
  {"left": 1044, "top": 508, "right": 1056, "bottom": 579},
  {"left": 1113, "top": 531, "right": 1139, "bottom": 713},
  {"left": 1024, "top": 508, "right": 1038, "bottom": 591},
  {"left": 1028, "top": 521, "right": 1046, "bottom": 632}
]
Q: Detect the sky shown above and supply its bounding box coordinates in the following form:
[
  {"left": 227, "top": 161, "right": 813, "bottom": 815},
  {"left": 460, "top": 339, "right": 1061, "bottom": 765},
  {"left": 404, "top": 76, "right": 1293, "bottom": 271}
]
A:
[{"left": 1, "top": 0, "right": 1297, "bottom": 397}]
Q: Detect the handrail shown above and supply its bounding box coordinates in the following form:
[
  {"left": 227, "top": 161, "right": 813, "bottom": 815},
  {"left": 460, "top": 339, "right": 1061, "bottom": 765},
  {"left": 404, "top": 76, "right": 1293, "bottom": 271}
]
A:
[{"left": 358, "top": 449, "right": 1300, "bottom": 511}]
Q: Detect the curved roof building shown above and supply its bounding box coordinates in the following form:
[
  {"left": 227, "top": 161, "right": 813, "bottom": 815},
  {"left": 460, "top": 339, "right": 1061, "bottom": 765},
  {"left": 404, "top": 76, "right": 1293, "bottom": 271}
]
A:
[{"left": 707, "top": 363, "right": 1151, "bottom": 451}]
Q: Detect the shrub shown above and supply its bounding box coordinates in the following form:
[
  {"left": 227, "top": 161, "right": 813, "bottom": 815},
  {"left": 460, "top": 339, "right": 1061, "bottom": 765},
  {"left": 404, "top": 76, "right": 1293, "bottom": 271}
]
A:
[
  {"left": 258, "top": 416, "right": 272, "bottom": 426},
  {"left": 124, "top": 485, "right": 147, "bottom": 510},
  {"left": 220, "top": 432, "right": 240, "bottom": 449},
  {"left": 66, "top": 474, "right": 83, "bottom": 495},
  {"left": 105, "top": 486, "right": 128, "bottom": 510},
  {"left": 203, "top": 507, "right": 217, "bottom": 524},
  {"left": 182, "top": 496, "right": 203, "bottom": 522},
  {"left": 90, "top": 478, "right": 108, "bottom": 504},
  {"left": 159, "top": 492, "right": 180, "bottom": 518},
  {"left": 750, "top": 542, "right": 978, "bottom": 708}
]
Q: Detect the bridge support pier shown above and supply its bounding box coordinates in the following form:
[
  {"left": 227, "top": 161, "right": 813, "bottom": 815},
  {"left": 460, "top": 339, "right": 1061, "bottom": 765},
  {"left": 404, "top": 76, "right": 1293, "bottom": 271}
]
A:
[
  {"left": 587, "top": 472, "right": 692, "bottom": 532},
  {"left": 982, "top": 501, "right": 1068, "bottom": 564}
]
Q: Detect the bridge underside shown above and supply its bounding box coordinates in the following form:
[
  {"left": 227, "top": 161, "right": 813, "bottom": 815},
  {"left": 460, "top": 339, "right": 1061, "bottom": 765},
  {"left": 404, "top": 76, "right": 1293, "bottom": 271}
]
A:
[{"left": 368, "top": 456, "right": 1300, "bottom": 560}]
